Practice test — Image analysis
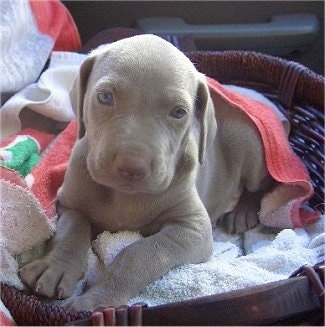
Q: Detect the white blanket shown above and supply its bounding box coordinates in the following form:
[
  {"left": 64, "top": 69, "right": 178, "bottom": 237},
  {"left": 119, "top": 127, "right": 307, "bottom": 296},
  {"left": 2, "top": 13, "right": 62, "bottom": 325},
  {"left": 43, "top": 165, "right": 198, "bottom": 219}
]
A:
[
  {"left": 2, "top": 215, "right": 323, "bottom": 309},
  {"left": 80, "top": 215, "right": 324, "bottom": 307}
]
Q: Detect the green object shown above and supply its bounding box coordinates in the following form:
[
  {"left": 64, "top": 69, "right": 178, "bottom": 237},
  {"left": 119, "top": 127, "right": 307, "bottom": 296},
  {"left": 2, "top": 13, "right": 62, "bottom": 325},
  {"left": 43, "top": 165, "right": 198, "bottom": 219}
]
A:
[{"left": 0, "top": 137, "right": 40, "bottom": 177}]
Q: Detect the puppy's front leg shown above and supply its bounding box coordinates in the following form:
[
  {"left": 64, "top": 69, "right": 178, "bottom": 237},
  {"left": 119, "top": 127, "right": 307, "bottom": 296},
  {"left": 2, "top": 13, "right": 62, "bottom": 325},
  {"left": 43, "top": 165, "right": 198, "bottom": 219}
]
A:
[
  {"left": 19, "top": 206, "right": 91, "bottom": 299},
  {"left": 65, "top": 205, "right": 213, "bottom": 311}
]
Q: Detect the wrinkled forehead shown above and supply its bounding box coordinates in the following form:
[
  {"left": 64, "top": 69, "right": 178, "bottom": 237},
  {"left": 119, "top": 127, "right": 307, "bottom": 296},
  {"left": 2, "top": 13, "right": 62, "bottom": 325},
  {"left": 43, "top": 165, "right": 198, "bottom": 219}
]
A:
[{"left": 90, "top": 41, "right": 198, "bottom": 93}]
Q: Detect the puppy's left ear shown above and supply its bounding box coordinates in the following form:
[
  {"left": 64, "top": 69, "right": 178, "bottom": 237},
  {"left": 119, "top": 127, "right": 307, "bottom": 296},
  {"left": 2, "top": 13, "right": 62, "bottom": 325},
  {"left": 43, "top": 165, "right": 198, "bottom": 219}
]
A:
[{"left": 195, "top": 75, "right": 217, "bottom": 164}]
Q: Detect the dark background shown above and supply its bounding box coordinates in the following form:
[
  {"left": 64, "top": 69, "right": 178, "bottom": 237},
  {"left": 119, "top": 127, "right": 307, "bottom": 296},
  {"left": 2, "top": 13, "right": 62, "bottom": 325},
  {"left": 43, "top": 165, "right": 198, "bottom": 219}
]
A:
[{"left": 63, "top": 1, "right": 324, "bottom": 75}]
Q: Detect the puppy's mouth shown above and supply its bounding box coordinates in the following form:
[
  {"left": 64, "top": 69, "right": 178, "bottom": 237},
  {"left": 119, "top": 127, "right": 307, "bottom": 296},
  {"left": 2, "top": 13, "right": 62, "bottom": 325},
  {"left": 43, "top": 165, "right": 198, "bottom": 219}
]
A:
[
  {"left": 114, "top": 182, "right": 145, "bottom": 194},
  {"left": 113, "top": 178, "right": 168, "bottom": 194},
  {"left": 98, "top": 173, "right": 173, "bottom": 195}
]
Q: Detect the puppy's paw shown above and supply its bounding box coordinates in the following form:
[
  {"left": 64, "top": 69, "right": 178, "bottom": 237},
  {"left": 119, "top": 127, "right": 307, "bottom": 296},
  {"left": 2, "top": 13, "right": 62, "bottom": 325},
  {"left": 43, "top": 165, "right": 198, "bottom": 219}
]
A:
[
  {"left": 19, "top": 257, "right": 84, "bottom": 299},
  {"left": 64, "top": 294, "right": 106, "bottom": 312},
  {"left": 222, "top": 190, "right": 260, "bottom": 234},
  {"left": 63, "top": 285, "right": 126, "bottom": 312},
  {"left": 222, "top": 206, "right": 259, "bottom": 234}
]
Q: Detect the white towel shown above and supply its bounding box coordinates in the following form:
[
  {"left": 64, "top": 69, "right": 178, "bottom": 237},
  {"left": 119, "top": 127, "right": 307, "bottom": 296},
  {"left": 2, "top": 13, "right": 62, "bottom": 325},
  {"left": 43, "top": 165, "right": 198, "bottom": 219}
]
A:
[
  {"left": 80, "top": 215, "right": 324, "bottom": 307},
  {"left": 0, "top": 52, "right": 86, "bottom": 140},
  {"left": 0, "top": 179, "right": 54, "bottom": 289}
]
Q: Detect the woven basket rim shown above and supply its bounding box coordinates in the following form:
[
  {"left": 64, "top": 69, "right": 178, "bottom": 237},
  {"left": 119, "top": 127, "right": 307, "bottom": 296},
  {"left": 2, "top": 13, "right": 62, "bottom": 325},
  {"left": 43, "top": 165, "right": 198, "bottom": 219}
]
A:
[{"left": 186, "top": 50, "right": 324, "bottom": 110}]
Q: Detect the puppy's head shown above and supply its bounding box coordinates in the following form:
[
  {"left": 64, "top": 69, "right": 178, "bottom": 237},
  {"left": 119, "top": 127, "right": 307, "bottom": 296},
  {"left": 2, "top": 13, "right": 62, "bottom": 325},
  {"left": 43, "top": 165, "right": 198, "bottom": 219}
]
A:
[{"left": 71, "top": 34, "right": 216, "bottom": 194}]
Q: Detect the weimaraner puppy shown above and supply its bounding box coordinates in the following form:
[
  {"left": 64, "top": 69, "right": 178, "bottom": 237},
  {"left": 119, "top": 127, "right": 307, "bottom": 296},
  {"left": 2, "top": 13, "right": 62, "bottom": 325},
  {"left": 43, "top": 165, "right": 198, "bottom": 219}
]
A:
[{"left": 19, "top": 34, "right": 287, "bottom": 311}]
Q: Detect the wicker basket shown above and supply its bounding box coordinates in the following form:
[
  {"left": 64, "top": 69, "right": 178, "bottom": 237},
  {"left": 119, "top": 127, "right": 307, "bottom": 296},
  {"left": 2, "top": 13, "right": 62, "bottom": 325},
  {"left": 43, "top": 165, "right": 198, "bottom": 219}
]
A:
[{"left": 1, "top": 47, "right": 324, "bottom": 326}]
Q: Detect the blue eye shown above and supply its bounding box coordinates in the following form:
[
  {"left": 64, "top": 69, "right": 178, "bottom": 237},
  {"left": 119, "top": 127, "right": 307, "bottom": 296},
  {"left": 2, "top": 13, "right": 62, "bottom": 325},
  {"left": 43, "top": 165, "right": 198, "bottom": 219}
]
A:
[
  {"left": 170, "top": 106, "right": 187, "bottom": 119},
  {"left": 98, "top": 91, "right": 114, "bottom": 106}
]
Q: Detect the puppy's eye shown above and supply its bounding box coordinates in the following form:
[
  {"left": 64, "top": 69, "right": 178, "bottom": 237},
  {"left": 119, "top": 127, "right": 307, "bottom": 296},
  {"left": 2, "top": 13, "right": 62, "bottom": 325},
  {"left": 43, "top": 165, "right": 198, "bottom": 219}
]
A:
[
  {"left": 97, "top": 91, "right": 114, "bottom": 106},
  {"left": 170, "top": 106, "right": 187, "bottom": 119}
]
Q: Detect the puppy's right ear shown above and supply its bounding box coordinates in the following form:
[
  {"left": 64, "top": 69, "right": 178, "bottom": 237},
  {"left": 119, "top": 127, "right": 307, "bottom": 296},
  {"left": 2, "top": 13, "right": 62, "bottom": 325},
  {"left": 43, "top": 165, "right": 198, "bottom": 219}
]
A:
[
  {"left": 195, "top": 75, "right": 217, "bottom": 165},
  {"left": 70, "top": 56, "right": 95, "bottom": 138}
]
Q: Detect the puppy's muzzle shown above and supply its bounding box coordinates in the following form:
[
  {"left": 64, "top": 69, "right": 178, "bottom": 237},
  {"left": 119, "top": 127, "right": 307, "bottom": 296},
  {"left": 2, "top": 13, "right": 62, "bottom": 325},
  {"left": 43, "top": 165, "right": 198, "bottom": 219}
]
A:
[{"left": 114, "top": 154, "right": 149, "bottom": 182}]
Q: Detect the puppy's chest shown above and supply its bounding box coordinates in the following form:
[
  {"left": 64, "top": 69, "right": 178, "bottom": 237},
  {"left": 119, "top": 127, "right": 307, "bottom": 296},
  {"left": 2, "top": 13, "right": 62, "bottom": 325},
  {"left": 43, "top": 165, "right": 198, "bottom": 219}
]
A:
[{"left": 85, "top": 190, "right": 163, "bottom": 234}]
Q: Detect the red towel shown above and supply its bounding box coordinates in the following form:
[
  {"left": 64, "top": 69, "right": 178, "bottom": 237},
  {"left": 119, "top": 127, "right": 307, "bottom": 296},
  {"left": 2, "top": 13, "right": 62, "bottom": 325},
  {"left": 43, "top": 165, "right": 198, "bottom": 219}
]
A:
[
  {"left": 207, "top": 77, "right": 319, "bottom": 228},
  {"left": 29, "top": 121, "right": 77, "bottom": 220}
]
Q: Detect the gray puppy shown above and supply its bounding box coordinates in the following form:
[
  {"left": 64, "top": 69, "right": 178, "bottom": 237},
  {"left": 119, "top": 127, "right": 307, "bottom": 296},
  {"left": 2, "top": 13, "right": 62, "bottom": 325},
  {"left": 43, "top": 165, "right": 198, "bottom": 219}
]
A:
[{"left": 20, "top": 35, "right": 283, "bottom": 311}]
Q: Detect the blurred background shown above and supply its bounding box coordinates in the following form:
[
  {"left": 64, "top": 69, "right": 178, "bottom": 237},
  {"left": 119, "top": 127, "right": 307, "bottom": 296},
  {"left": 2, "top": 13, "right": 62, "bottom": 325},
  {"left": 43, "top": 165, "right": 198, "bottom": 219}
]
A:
[{"left": 63, "top": 1, "right": 324, "bottom": 75}]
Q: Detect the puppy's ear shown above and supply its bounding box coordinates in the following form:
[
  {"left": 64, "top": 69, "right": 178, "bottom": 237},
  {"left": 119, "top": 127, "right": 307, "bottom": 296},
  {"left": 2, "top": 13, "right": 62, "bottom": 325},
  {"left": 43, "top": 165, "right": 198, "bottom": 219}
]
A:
[
  {"left": 70, "top": 56, "right": 95, "bottom": 138},
  {"left": 195, "top": 76, "right": 217, "bottom": 164}
]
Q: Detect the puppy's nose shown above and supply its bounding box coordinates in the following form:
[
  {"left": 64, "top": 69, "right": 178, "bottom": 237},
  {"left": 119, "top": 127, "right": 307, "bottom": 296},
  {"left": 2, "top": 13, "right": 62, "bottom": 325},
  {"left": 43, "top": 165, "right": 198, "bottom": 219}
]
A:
[{"left": 115, "top": 154, "right": 148, "bottom": 181}]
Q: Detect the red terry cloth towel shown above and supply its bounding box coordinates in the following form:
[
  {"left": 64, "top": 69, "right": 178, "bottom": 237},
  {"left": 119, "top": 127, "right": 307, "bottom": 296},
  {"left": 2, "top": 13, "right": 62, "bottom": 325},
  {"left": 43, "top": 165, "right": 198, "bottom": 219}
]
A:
[
  {"left": 207, "top": 77, "right": 320, "bottom": 229},
  {"left": 29, "top": 121, "right": 78, "bottom": 221}
]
